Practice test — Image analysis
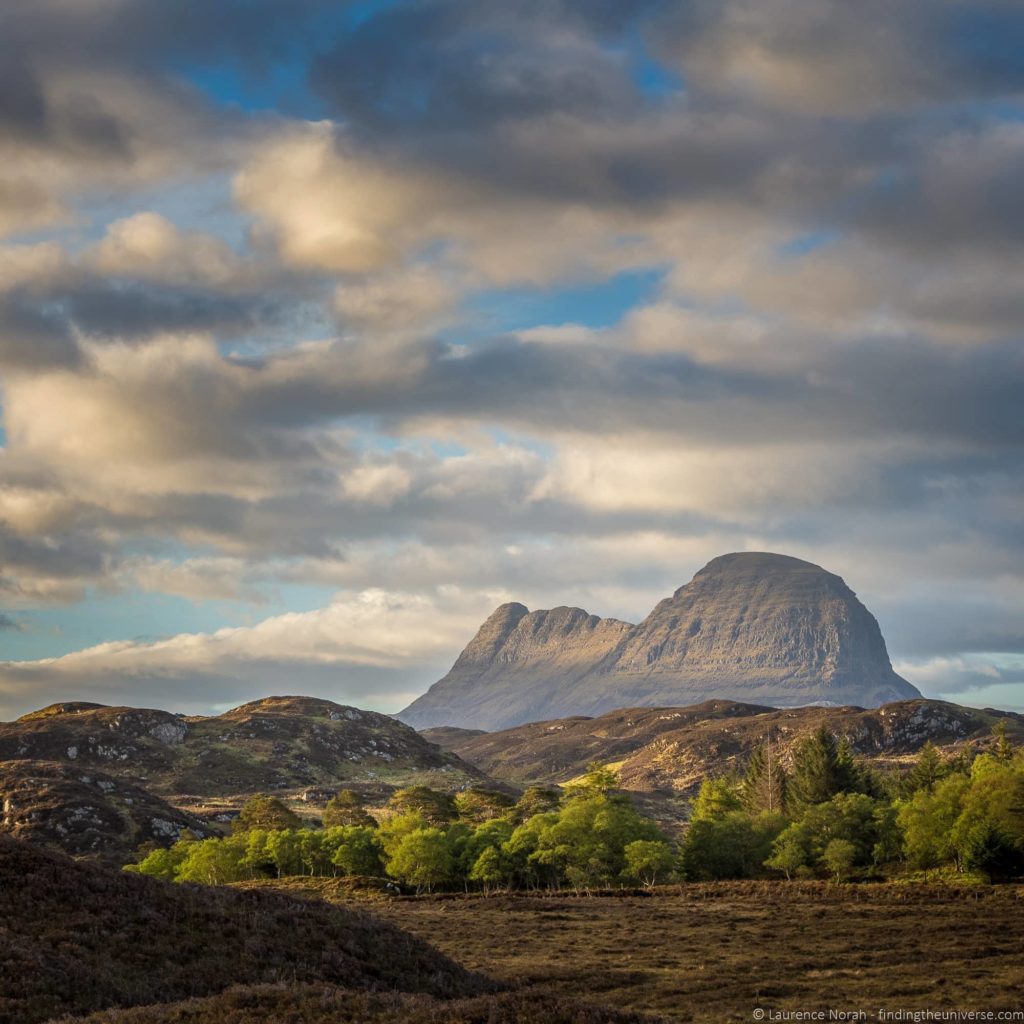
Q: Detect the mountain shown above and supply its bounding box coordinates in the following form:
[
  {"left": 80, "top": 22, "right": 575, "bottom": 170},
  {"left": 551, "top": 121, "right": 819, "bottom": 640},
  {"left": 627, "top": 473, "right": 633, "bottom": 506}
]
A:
[
  {"left": 0, "top": 759, "right": 212, "bottom": 863},
  {"left": 399, "top": 552, "right": 921, "bottom": 730},
  {"left": 0, "top": 696, "right": 487, "bottom": 843},
  {"left": 426, "top": 698, "right": 1022, "bottom": 794},
  {"left": 0, "top": 833, "right": 486, "bottom": 1024}
]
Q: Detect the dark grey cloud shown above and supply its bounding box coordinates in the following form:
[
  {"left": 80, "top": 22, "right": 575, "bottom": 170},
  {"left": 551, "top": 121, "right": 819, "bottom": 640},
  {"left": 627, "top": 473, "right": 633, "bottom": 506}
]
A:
[
  {"left": 0, "top": 291, "right": 81, "bottom": 369},
  {"left": 654, "top": 0, "right": 1024, "bottom": 111}
]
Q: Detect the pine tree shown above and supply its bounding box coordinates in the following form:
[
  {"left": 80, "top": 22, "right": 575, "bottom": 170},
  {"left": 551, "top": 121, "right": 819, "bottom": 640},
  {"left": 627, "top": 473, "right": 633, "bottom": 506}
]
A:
[
  {"left": 993, "top": 720, "right": 1014, "bottom": 763},
  {"left": 788, "top": 727, "right": 843, "bottom": 810},
  {"left": 741, "top": 736, "right": 787, "bottom": 814},
  {"left": 907, "top": 741, "right": 945, "bottom": 793}
]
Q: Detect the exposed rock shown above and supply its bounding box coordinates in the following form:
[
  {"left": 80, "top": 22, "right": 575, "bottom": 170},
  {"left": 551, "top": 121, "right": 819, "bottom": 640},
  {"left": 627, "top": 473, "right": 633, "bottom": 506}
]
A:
[
  {"left": 399, "top": 552, "right": 921, "bottom": 730},
  {"left": 0, "top": 695, "right": 488, "bottom": 813},
  {"left": 0, "top": 759, "right": 210, "bottom": 861}
]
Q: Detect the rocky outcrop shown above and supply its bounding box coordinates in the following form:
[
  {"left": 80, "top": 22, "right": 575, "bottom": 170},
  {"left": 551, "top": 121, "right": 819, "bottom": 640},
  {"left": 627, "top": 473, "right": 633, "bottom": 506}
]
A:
[
  {"left": 0, "top": 759, "right": 211, "bottom": 861},
  {"left": 0, "top": 696, "right": 487, "bottom": 807},
  {"left": 399, "top": 552, "right": 921, "bottom": 730}
]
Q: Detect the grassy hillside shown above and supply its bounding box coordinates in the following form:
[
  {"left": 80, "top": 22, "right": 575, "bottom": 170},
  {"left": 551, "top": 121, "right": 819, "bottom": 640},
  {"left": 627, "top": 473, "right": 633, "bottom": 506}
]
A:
[
  {"left": 0, "top": 834, "right": 486, "bottom": 1024},
  {"left": 432, "top": 698, "right": 1024, "bottom": 792},
  {"left": 0, "top": 697, "right": 490, "bottom": 841}
]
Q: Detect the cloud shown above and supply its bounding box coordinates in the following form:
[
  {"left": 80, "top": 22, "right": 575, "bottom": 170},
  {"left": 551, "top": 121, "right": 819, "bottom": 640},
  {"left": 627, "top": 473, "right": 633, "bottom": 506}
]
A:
[
  {"left": 0, "top": 586, "right": 504, "bottom": 719},
  {"left": 0, "top": 0, "right": 1022, "bottom": 716}
]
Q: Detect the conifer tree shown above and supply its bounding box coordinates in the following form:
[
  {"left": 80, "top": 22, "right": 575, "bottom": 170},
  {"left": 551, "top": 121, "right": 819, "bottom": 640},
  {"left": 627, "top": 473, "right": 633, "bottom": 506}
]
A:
[{"left": 741, "top": 737, "right": 787, "bottom": 814}]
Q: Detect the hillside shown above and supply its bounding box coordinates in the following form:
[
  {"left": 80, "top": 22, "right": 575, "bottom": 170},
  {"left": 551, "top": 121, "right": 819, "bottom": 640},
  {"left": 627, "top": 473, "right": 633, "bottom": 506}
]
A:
[
  {"left": 399, "top": 552, "right": 920, "bottom": 730},
  {"left": 0, "top": 696, "right": 485, "bottom": 809},
  {"left": 426, "top": 698, "right": 1023, "bottom": 793},
  {"left": 0, "top": 833, "right": 486, "bottom": 1024},
  {"left": 0, "top": 760, "right": 211, "bottom": 863}
]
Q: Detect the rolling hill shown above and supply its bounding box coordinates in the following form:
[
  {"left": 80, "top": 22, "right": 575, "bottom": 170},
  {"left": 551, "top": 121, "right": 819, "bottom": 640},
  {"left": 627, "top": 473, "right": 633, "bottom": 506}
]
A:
[{"left": 423, "top": 698, "right": 1023, "bottom": 793}]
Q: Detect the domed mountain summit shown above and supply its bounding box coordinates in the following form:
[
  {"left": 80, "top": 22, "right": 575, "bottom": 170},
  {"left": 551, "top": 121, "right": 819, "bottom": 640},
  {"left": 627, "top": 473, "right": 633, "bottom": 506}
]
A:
[{"left": 398, "top": 552, "right": 921, "bottom": 731}]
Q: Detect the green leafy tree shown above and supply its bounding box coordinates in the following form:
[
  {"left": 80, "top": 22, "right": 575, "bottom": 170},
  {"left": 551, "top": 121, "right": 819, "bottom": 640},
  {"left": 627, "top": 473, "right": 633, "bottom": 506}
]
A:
[
  {"left": 682, "top": 811, "right": 785, "bottom": 880},
  {"left": 897, "top": 773, "right": 970, "bottom": 870},
  {"left": 623, "top": 839, "right": 675, "bottom": 886},
  {"left": 126, "top": 842, "right": 191, "bottom": 881},
  {"left": 764, "top": 830, "right": 811, "bottom": 880},
  {"left": 690, "top": 777, "right": 743, "bottom": 822},
  {"left": 386, "top": 827, "right": 455, "bottom": 893},
  {"left": 822, "top": 838, "right": 857, "bottom": 881},
  {"left": 468, "top": 845, "right": 508, "bottom": 892},
  {"left": 993, "top": 720, "right": 1014, "bottom": 763},
  {"left": 377, "top": 811, "right": 431, "bottom": 858},
  {"left": 766, "top": 793, "right": 881, "bottom": 878},
  {"left": 322, "top": 790, "right": 376, "bottom": 828},
  {"left": 530, "top": 791, "right": 665, "bottom": 889},
  {"left": 232, "top": 794, "right": 302, "bottom": 834},
  {"left": 503, "top": 811, "right": 561, "bottom": 889},
  {"left": 950, "top": 758, "right": 1024, "bottom": 878},
  {"left": 325, "top": 825, "right": 385, "bottom": 876},
  {"left": 175, "top": 838, "right": 246, "bottom": 885},
  {"left": 387, "top": 786, "right": 457, "bottom": 826}
]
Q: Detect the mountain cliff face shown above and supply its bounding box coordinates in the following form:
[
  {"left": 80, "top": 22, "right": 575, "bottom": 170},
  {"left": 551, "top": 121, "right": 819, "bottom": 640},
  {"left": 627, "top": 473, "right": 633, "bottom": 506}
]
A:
[{"left": 399, "top": 552, "right": 921, "bottom": 730}]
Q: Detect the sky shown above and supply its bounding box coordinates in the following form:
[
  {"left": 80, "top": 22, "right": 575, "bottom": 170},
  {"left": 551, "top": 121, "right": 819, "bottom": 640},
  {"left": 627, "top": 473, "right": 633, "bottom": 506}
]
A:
[{"left": 1, "top": 0, "right": 1023, "bottom": 720}]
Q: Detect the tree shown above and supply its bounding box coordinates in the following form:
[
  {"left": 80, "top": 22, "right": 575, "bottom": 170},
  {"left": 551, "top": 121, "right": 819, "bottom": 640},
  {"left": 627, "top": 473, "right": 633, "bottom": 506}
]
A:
[
  {"left": 623, "top": 839, "right": 675, "bottom": 887},
  {"left": 386, "top": 828, "right": 454, "bottom": 893},
  {"left": 690, "top": 777, "right": 743, "bottom": 822},
  {"left": 765, "top": 792, "right": 881, "bottom": 879},
  {"left": 764, "top": 830, "right": 811, "bottom": 881},
  {"left": 906, "top": 741, "right": 946, "bottom": 794},
  {"left": 468, "top": 845, "right": 508, "bottom": 893},
  {"left": 741, "top": 740, "right": 787, "bottom": 815},
  {"left": 898, "top": 774, "right": 970, "bottom": 870},
  {"left": 454, "top": 788, "right": 515, "bottom": 825},
  {"left": 959, "top": 820, "right": 1024, "bottom": 882},
  {"left": 323, "top": 790, "right": 376, "bottom": 828},
  {"left": 993, "top": 720, "right": 1014, "bottom": 763},
  {"left": 232, "top": 794, "right": 301, "bottom": 833},
  {"left": 529, "top": 791, "right": 665, "bottom": 889},
  {"left": 510, "top": 786, "right": 561, "bottom": 823},
  {"left": 788, "top": 728, "right": 846, "bottom": 810},
  {"left": 682, "top": 811, "right": 785, "bottom": 880},
  {"left": 126, "top": 843, "right": 191, "bottom": 881},
  {"left": 950, "top": 757, "right": 1024, "bottom": 878},
  {"left": 387, "top": 786, "right": 457, "bottom": 826},
  {"left": 565, "top": 762, "right": 619, "bottom": 794},
  {"left": 326, "top": 826, "right": 384, "bottom": 876},
  {"left": 175, "top": 838, "right": 246, "bottom": 885},
  {"left": 822, "top": 839, "right": 857, "bottom": 882}
]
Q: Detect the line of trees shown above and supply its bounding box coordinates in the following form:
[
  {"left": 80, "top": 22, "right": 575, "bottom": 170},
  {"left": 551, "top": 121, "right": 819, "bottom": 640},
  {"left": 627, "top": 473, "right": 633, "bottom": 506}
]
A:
[
  {"left": 127, "top": 724, "right": 1024, "bottom": 890},
  {"left": 680, "top": 722, "right": 1024, "bottom": 883},
  {"left": 126, "top": 768, "right": 676, "bottom": 893}
]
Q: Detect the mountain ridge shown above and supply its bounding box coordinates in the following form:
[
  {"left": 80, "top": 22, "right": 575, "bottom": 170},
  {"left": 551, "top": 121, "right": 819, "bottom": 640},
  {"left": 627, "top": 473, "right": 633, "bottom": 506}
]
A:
[{"left": 399, "top": 552, "right": 921, "bottom": 730}]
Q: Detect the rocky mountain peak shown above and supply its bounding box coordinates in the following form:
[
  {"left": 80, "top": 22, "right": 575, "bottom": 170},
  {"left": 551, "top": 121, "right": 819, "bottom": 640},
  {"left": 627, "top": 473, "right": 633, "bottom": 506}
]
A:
[{"left": 399, "top": 551, "right": 921, "bottom": 730}]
